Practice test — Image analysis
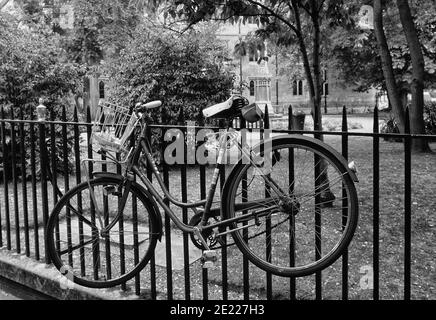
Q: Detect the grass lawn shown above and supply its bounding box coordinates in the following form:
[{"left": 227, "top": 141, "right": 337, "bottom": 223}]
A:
[
  {"left": 152, "top": 134, "right": 436, "bottom": 300},
  {"left": 0, "top": 128, "right": 435, "bottom": 300}
]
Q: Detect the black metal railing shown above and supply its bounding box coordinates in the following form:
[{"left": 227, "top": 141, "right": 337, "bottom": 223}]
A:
[{"left": 0, "top": 104, "right": 435, "bottom": 300}]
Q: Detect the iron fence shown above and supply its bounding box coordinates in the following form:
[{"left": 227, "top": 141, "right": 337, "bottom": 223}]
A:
[{"left": 0, "top": 104, "right": 435, "bottom": 300}]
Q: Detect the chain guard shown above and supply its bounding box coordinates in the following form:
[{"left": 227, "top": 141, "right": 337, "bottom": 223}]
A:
[{"left": 188, "top": 213, "right": 221, "bottom": 250}]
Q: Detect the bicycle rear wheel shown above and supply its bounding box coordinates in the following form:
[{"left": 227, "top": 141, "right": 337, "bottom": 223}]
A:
[
  {"left": 47, "top": 176, "right": 160, "bottom": 288},
  {"left": 223, "top": 136, "right": 358, "bottom": 277}
]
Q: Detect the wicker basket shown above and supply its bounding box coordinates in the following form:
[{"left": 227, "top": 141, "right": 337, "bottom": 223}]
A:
[{"left": 90, "top": 102, "right": 139, "bottom": 159}]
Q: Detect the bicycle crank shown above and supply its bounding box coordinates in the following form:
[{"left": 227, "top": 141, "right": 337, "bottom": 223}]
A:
[{"left": 188, "top": 213, "right": 221, "bottom": 250}]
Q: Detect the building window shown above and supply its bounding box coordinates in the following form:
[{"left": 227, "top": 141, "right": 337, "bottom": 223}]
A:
[
  {"left": 322, "top": 82, "right": 329, "bottom": 96},
  {"left": 298, "top": 80, "right": 303, "bottom": 96},
  {"left": 248, "top": 47, "right": 259, "bottom": 63},
  {"left": 293, "top": 80, "right": 304, "bottom": 96},
  {"left": 99, "top": 81, "right": 105, "bottom": 99},
  {"left": 249, "top": 81, "right": 255, "bottom": 96},
  {"left": 257, "top": 80, "right": 269, "bottom": 101},
  {"left": 293, "top": 81, "right": 298, "bottom": 95}
]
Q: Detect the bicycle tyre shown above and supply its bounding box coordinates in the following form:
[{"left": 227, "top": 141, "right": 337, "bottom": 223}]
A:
[
  {"left": 47, "top": 176, "right": 161, "bottom": 288},
  {"left": 223, "top": 135, "right": 358, "bottom": 277}
]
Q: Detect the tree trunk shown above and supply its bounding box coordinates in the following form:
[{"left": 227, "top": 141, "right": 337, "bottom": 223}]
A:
[
  {"left": 291, "top": 0, "right": 320, "bottom": 131},
  {"left": 291, "top": 0, "right": 316, "bottom": 102},
  {"left": 291, "top": 0, "right": 334, "bottom": 205},
  {"left": 400, "top": 89, "right": 409, "bottom": 111},
  {"left": 311, "top": 1, "right": 323, "bottom": 136},
  {"left": 373, "top": 0, "right": 406, "bottom": 133},
  {"left": 311, "top": 1, "right": 334, "bottom": 205},
  {"left": 396, "top": 0, "right": 431, "bottom": 152},
  {"left": 0, "top": 0, "right": 10, "bottom": 10}
]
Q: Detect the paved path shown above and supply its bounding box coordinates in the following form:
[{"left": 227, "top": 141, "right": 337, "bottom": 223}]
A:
[
  {"left": 0, "top": 290, "right": 19, "bottom": 300},
  {"left": 0, "top": 280, "right": 21, "bottom": 300},
  {"left": 0, "top": 276, "right": 53, "bottom": 300}
]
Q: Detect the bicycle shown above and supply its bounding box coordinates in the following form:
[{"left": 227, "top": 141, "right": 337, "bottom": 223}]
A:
[{"left": 46, "top": 95, "right": 359, "bottom": 288}]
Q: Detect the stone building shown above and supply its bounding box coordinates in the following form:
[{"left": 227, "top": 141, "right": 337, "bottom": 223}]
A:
[
  {"left": 216, "top": 19, "right": 378, "bottom": 115},
  {"left": 2, "top": 1, "right": 380, "bottom": 117}
]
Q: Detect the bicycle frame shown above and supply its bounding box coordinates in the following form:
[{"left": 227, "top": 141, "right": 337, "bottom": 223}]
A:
[{"left": 97, "top": 120, "right": 284, "bottom": 250}]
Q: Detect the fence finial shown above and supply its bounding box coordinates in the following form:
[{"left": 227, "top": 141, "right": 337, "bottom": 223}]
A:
[{"left": 36, "top": 98, "right": 47, "bottom": 121}]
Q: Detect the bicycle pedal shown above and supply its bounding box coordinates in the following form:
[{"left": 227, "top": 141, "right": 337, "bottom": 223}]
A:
[{"left": 201, "top": 250, "right": 218, "bottom": 268}]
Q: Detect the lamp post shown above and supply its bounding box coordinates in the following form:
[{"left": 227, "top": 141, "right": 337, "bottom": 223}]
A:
[{"left": 323, "top": 70, "right": 328, "bottom": 114}]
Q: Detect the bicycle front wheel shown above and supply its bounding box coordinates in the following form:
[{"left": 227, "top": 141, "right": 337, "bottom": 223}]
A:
[
  {"left": 47, "top": 176, "right": 160, "bottom": 288},
  {"left": 223, "top": 136, "right": 358, "bottom": 277}
]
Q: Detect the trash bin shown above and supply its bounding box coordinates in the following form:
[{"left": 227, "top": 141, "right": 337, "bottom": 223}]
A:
[{"left": 291, "top": 111, "right": 306, "bottom": 131}]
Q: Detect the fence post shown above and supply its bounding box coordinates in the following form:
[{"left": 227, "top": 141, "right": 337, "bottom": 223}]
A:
[
  {"left": 0, "top": 107, "right": 9, "bottom": 250},
  {"left": 37, "top": 99, "right": 50, "bottom": 264},
  {"left": 10, "top": 107, "right": 20, "bottom": 254},
  {"left": 286, "top": 103, "right": 297, "bottom": 300},
  {"left": 178, "top": 107, "right": 191, "bottom": 300},
  {"left": 61, "top": 105, "right": 69, "bottom": 198},
  {"left": 29, "top": 110, "right": 40, "bottom": 260},
  {"left": 373, "top": 107, "right": 380, "bottom": 300},
  {"left": 263, "top": 104, "right": 273, "bottom": 300},
  {"left": 86, "top": 106, "right": 94, "bottom": 178},
  {"left": 404, "top": 107, "right": 411, "bottom": 300},
  {"left": 238, "top": 114, "right": 250, "bottom": 299},
  {"left": 49, "top": 110, "right": 58, "bottom": 207},
  {"left": 263, "top": 104, "right": 270, "bottom": 130},
  {"left": 20, "top": 108, "right": 30, "bottom": 257},
  {"left": 161, "top": 125, "right": 173, "bottom": 299},
  {"left": 341, "top": 106, "right": 349, "bottom": 300}
]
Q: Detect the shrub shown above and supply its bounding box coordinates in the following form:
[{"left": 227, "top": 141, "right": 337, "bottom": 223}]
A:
[
  {"left": 104, "top": 22, "right": 235, "bottom": 162},
  {"left": 0, "top": 14, "right": 83, "bottom": 178},
  {"left": 380, "top": 115, "right": 403, "bottom": 142},
  {"left": 424, "top": 102, "right": 436, "bottom": 135},
  {"left": 380, "top": 102, "right": 436, "bottom": 141}
]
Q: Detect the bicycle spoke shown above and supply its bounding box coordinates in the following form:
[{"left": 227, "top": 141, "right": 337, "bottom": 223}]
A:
[
  {"left": 58, "top": 238, "right": 98, "bottom": 256},
  {"left": 225, "top": 141, "right": 358, "bottom": 276},
  {"left": 47, "top": 177, "right": 158, "bottom": 288}
]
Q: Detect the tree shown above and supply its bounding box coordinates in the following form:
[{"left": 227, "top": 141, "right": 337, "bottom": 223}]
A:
[
  {"left": 163, "top": 0, "right": 356, "bottom": 130},
  {"left": 233, "top": 31, "right": 268, "bottom": 93},
  {"left": 396, "top": 0, "right": 430, "bottom": 152},
  {"left": 105, "top": 22, "right": 234, "bottom": 124},
  {"left": 161, "top": 0, "right": 347, "bottom": 203},
  {"left": 64, "top": 0, "right": 144, "bottom": 65},
  {"left": 0, "top": 0, "right": 9, "bottom": 10},
  {"left": 328, "top": 0, "right": 435, "bottom": 151},
  {"left": 104, "top": 22, "right": 235, "bottom": 161},
  {"left": 0, "top": 13, "right": 83, "bottom": 116},
  {"left": 373, "top": 0, "right": 406, "bottom": 132},
  {"left": 0, "top": 12, "right": 83, "bottom": 176}
]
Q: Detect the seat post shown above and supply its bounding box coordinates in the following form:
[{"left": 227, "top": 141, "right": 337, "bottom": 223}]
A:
[{"left": 222, "top": 118, "right": 233, "bottom": 130}]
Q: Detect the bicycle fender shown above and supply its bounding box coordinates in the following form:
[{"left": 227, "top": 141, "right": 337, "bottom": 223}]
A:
[
  {"left": 92, "top": 172, "right": 163, "bottom": 240},
  {"left": 251, "top": 135, "right": 358, "bottom": 182},
  {"left": 221, "top": 134, "right": 359, "bottom": 205},
  {"left": 270, "top": 134, "right": 359, "bottom": 182}
]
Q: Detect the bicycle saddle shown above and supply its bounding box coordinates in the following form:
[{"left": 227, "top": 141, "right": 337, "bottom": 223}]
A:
[
  {"left": 203, "top": 95, "right": 263, "bottom": 123},
  {"left": 135, "top": 100, "right": 162, "bottom": 112},
  {"left": 202, "top": 95, "right": 248, "bottom": 120}
]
